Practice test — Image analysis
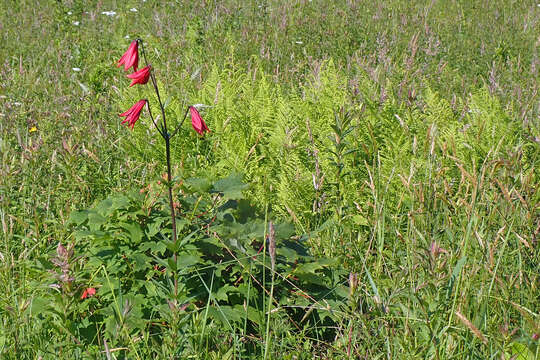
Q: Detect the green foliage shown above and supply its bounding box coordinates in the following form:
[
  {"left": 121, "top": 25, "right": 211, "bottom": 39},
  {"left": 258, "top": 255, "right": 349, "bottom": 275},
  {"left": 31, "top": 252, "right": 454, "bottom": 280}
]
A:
[
  {"left": 124, "top": 59, "right": 537, "bottom": 248},
  {"left": 117, "top": 59, "right": 538, "bottom": 358},
  {"left": 30, "top": 174, "right": 348, "bottom": 356},
  {"left": 1, "top": 0, "right": 539, "bottom": 358}
]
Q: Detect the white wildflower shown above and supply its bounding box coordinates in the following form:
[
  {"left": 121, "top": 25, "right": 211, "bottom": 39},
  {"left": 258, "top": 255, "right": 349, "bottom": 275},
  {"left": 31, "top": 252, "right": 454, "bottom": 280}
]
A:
[{"left": 192, "top": 104, "right": 212, "bottom": 109}]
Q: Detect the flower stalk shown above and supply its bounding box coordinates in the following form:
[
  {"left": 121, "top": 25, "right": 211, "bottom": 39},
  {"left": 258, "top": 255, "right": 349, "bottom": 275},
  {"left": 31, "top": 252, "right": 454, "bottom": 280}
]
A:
[
  {"left": 116, "top": 38, "right": 209, "bottom": 300},
  {"left": 137, "top": 38, "right": 180, "bottom": 298}
]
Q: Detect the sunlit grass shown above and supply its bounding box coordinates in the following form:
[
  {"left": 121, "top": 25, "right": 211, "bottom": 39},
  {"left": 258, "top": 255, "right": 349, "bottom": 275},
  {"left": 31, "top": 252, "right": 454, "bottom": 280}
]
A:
[{"left": 0, "top": 0, "right": 538, "bottom": 358}]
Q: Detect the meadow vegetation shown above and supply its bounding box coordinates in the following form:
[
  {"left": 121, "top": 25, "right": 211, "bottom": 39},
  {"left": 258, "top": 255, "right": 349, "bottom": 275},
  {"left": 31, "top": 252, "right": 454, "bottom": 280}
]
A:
[{"left": 0, "top": 0, "right": 538, "bottom": 359}]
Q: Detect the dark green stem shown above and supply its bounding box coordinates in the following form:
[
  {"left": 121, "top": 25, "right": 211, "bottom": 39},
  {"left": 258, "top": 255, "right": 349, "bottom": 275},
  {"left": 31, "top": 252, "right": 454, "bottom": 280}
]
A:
[
  {"left": 169, "top": 106, "right": 190, "bottom": 139},
  {"left": 138, "top": 38, "right": 178, "bottom": 299}
]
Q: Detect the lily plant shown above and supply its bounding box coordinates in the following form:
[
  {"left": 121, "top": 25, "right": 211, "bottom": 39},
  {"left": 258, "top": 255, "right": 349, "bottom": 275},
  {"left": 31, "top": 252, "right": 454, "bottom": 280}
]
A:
[{"left": 115, "top": 39, "right": 210, "bottom": 298}]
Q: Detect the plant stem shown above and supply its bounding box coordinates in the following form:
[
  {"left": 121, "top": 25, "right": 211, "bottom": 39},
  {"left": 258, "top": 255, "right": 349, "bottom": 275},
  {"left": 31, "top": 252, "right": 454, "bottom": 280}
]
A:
[
  {"left": 145, "top": 100, "right": 165, "bottom": 137},
  {"left": 164, "top": 136, "right": 178, "bottom": 297},
  {"left": 169, "top": 106, "right": 190, "bottom": 139},
  {"left": 264, "top": 270, "right": 275, "bottom": 360},
  {"left": 138, "top": 38, "right": 178, "bottom": 298}
]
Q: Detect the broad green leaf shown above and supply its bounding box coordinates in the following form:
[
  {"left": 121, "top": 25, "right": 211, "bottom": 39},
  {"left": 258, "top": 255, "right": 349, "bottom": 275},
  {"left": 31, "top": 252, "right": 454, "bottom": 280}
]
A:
[
  {"left": 163, "top": 239, "right": 178, "bottom": 253},
  {"left": 167, "top": 257, "right": 177, "bottom": 272},
  {"left": 140, "top": 241, "right": 167, "bottom": 255},
  {"left": 30, "top": 297, "right": 50, "bottom": 315},
  {"left": 145, "top": 282, "right": 157, "bottom": 297},
  {"left": 184, "top": 177, "right": 212, "bottom": 193},
  {"left": 333, "top": 285, "right": 349, "bottom": 299},
  {"left": 316, "top": 257, "right": 338, "bottom": 267},
  {"left": 146, "top": 216, "right": 167, "bottom": 238},
  {"left": 73, "top": 230, "right": 96, "bottom": 240},
  {"left": 87, "top": 212, "right": 107, "bottom": 231},
  {"left": 214, "top": 285, "right": 238, "bottom": 302},
  {"left": 296, "top": 272, "right": 327, "bottom": 286},
  {"left": 212, "top": 173, "right": 248, "bottom": 200},
  {"left": 276, "top": 246, "right": 299, "bottom": 262},
  {"left": 120, "top": 222, "right": 143, "bottom": 243},
  {"left": 274, "top": 222, "right": 295, "bottom": 239},
  {"left": 94, "top": 198, "right": 114, "bottom": 216},
  {"left": 235, "top": 304, "right": 263, "bottom": 325},
  {"left": 36, "top": 256, "right": 54, "bottom": 270},
  {"left": 207, "top": 305, "right": 243, "bottom": 324},
  {"left": 68, "top": 210, "right": 89, "bottom": 225},
  {"left": 132, "top": 253, "right": 150, "bottom": 271},
  {"left": 177, "top": 254, "right": 202, "bottom": 269},
  {"left": 294, "top": 262, "right": 323, "bottom": 275},
  {"left": 111, "top": 195, "right": 131, "bottom": 210}
]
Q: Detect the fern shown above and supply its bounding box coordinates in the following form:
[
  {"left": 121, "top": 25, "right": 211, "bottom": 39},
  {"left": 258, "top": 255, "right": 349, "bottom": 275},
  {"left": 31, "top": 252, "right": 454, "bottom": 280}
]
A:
[{"left": 120, "top": 56, "right": 536, "bottom": 265}]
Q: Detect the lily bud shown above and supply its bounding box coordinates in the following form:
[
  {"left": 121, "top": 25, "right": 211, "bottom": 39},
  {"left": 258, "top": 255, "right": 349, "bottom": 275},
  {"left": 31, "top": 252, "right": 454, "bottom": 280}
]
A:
[
  {"left": 119, "top": 100, "right": 147, "bottom": 129},
  {"left": 117, "top": 40, "right": 139, "bottom": 72}
]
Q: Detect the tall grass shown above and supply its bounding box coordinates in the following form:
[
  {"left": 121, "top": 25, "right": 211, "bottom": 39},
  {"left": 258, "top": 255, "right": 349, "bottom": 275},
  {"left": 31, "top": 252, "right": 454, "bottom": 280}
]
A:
[{"left": 0, "top": 0, "right": 538, "bottom": 358}]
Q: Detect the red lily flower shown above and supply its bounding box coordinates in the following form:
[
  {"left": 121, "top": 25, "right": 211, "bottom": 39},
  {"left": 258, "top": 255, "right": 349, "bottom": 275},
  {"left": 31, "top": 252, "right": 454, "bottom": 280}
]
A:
[
  {"left": 81, "top": 287, "right": 96, "bottom": 299},
  {"left": 127, "top": 66, "right": 151, "bottom": 87},
  {"left": 119, "top": 100, "right": 147, "bottom": 129},
  {"left": 117, "top": 40, "right": 139, "bottom": 72},
  {"left": 189, "top": 106, "right": 210, "bottom": 135}
]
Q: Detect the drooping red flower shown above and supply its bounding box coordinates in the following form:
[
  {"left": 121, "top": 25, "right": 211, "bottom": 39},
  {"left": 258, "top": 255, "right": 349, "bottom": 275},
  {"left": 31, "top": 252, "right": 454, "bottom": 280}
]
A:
[
  {"left": 127, "top": 66, "right": 151, "bottom": 87},
  {"left": 189, "top": 106, "right": 210, "bottom": 135},
  {"left": 119, "top": 100, "right": 147, "bottom": 129},
  {"left": 81, "top": 287, "right": 96, "bottom": 299},
  {"left": 117, "top": 40, "right": 139, "bottom": 72}
]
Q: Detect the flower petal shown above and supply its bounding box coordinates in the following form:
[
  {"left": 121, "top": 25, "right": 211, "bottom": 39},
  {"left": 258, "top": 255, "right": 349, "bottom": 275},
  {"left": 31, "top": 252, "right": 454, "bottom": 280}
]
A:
[
  {"left": 117, "top": 40, "right": 139, "bottom": 72},
  {"left": 189, "top": 106, "right": 210, "bottom": 135},
  {"left": 119, "top": 100, "right": 147, "bottom": 130}
]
